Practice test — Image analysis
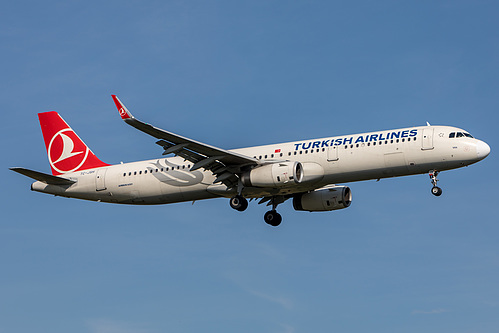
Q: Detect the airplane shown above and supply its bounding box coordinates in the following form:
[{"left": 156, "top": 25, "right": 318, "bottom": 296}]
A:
[{"left": 11, "top": 95, "right": 490, "bottom": 226}]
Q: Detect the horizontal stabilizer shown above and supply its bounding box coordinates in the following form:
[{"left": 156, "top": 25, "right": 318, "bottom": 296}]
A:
[{"left": 10, "top": 167, "right": 76, "bottom": 185}]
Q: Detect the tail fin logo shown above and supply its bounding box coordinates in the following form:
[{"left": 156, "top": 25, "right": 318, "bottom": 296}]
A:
[
  {"left": 119, "top": 107, "right": 127, "bottom": 118},
  {"left": 48, "top": 129, "right": 89, "bottom": 174}
]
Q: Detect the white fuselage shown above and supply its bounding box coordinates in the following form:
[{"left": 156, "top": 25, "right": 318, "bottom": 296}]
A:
[{"left": 31, "top": 125, "right": 488, "bottom": 204}]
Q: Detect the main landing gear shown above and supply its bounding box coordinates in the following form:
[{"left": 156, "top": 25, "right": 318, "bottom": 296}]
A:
[
  {"left": 264, "top": 210, "right": 282, "bottom": 227},
  {"left": 429, "top": 170, "right": 443, "bottom": 196},
  {"left": 229, "top": 195, "right": 283, "bottom": 227},
  {"left": 229, "top": 195, "right": 248, "bottom": 211},
  {"left": 262, "top": 196, "right": 285, "bottom": 227}
]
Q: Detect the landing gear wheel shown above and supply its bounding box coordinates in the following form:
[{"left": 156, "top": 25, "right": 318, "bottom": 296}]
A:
[
  {"left": 431, "top": 186, "right": 443, "bottom": 196},
  {"left": 264, "top": 210, "right": 282, "bottom": 227},
  {"left": 229, "top": 195, "right": 248, "bottom": 211},
  {"left": 428, "top": 170, "right": 443, "bottom": 196}
]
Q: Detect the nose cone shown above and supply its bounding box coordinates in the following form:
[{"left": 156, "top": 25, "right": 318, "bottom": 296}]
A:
[{"left": 476, "top": 140, "right": 490, "bottom": 160}]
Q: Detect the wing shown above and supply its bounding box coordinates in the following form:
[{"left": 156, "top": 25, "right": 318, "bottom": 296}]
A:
[{"left": 111, "top": 95, "right": 259, "bottom": 187}]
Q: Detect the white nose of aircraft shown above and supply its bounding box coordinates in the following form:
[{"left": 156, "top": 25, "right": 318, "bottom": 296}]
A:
[{"left": 476, "top": 140, "right": 491, "bottom": 160}]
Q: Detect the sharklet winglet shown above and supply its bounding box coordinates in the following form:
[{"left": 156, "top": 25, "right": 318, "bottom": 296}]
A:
[{"left": 112, "top": 95, "right": 134, "bottom": 120}]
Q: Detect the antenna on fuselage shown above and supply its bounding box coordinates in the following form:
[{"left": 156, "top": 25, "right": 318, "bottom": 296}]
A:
[{"left": 426, "top": 121, "right": 431, "bottom": 126}]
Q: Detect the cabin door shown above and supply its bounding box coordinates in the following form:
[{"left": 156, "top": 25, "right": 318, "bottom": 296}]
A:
[
  {"left": 422, "top": 128, "right": 434, "bottom": 150},
  {"left": 95, "top": 168, "right": 107, "bottom": 191}
]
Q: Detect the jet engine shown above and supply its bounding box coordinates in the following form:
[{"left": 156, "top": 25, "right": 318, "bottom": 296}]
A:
[
  {"left": 293, "top": 186, "right": 352, "bottom": 212},
  {"left": 240, "top": 162, "right": 325, "bottom": 188},
  {"left": 241, "top": 161, "right": 303, "bottom": 187}
]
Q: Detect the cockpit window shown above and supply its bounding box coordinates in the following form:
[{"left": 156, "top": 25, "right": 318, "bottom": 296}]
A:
[{"left": 449, "top": 132, "right": 474, "bottom": 139}]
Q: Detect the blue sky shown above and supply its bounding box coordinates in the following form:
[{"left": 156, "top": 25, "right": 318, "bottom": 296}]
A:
[{"left": 1, "top": 1, "right": 498, "bottom": 332}]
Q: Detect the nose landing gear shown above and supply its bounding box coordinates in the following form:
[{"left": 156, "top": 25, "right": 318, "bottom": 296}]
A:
[{"left": 429, "top": 170, "right": 443, "bottom": 196}]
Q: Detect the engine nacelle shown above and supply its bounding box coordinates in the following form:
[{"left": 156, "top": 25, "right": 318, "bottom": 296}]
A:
[
  {"left": 241, "top": 162, "right": 303, "bottom": 187},
  {"left": 293, "top": 186, "right": 352, "bottom": 212},
  {"left": 300, "top": 162, "right": 324, "bottom": 184}
]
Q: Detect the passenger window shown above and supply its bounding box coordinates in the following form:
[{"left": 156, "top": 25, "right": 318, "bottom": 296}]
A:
[
  {"left": 128, "top": 172, "right": 131, "bottom": 176},
  {"left": 402, "top": 139, "right": 405, "bottom": 142},
  {"left": 271, "top": 154, "right": 274, "bottom": 158},
  {"left": 139, "top": 171, "right": 142, "bottom": 175},
  {"left": 288, "top": 152, "right": 291, "bottom": 156},
  {"left": 449, "top": 132, "right": 455, "bottom": 138},
  {"left": 123, "top": 173, "right": 126, "bottom": 177},
  {"left": 280, "top": 153, "right": 283, "bottom": 157},
  {"left": 134, "top": 171, "right": 137, "bottom": 175}
]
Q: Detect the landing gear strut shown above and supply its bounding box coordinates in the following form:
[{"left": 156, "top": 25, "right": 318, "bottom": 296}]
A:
[
  {"left": 263, "top": 196, "right": 285, "bottom": 227},
  {"left": 429, "top": 170, "right": 443, "bottom": 196},
  {"left": 229, "top": 195, "right": 248, "bottom": 211}
]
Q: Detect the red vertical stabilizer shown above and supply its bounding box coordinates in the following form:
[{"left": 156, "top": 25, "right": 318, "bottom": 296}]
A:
[{"left": 38, "top": 111, "right": 109, "bottom": 175}]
